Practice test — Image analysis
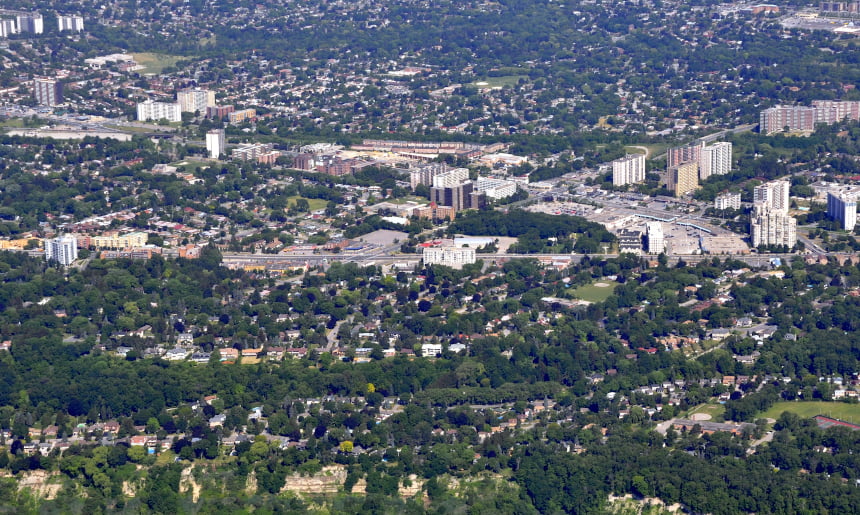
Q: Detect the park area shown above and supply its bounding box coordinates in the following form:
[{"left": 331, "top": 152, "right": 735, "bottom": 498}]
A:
[
  {"left": 759, "top": 401, "right": 860, "bottom": 424},
  {"left": 571, "top": 281, "right": 618, "bottom": 303}
]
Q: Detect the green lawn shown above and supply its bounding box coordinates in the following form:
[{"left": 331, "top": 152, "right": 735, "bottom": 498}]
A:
[
  {"left": 473, "top": 75, "right": 527, "bottom": 89},
  {"left": 132, "top": 53, "right": 186, "bottom": 74},
  {"left": 288, "top": 196, "right": 328, "bottom": 211},
  {"left": 0, "top": 118, "right": 25, "bottom": 129},
  {"left": 171, "top": 160, "right": 211, "bottom": 171},
  {"left": 571, "top": 282, "right": 619, "bottom": 303},
  {"left": 760, "top": 401, "right": 860, "bottom": 423},
  {"left": 686, "top": 403, "right": 726, "bottom": 422}
]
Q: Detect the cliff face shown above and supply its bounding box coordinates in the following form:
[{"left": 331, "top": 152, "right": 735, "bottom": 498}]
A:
[{"left": 280, "top": 465, "right": 366, "bottom": 495}]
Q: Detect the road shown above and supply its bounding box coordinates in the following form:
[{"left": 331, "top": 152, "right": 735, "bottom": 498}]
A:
[{"left": 222, "top": 251, "right": 796, "bottom": 270}]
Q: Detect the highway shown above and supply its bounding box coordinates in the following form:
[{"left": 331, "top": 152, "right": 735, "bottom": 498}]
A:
[{"left": 222, "top": 251, "right": 793, "bottom": 269}]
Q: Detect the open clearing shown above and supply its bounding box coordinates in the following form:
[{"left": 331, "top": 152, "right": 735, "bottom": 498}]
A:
[
  {"left": 571, "top": 282, "right": 619, "bottom": 303},
  {"left": 473, "top": 75, "right": 527, "bottom": 89},
  {"left": 687, "top": 403, "right": 726, "bottom": 422},
  {"left": 287, "top": 196, "right": 328, "bottom": 211},
  {"left": 132, "top": 53, "right": 186, "bottom": 74},
  {"left": 760, "top": 401, "right": 860, "bottom": 423}
]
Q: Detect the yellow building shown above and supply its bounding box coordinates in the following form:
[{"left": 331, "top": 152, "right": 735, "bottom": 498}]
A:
[
  {"left": 0, "top": 237, "right": 40, "bottom": 250},
  {"left": 669, "top": 162, "right": 699, "bottom": 197},
  {"left": 91, "top": 231, "right": 148, "bottom": 249}
]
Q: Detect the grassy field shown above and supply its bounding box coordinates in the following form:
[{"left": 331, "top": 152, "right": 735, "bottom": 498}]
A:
[
  {"left": 686, "top": 403, "right": 726, "bottom": 422},
  {"left": 132, "top": 53, "right": 186, "bottom": 74},
  {"left": 760, "top": 401, "right": 860, "bottom": 423},
  {"left": 287, "top": 196, "right": 328, "bottom": 211},
  {"left": 171, "top": 160, "right": 212, "bottom": 170},
  {"left": 0, "top": 118, "right": 25, "bottom": 129},
  {"left": 571, "top": 282, "right": 619, "bottom": 303},
  {"left": 473, "top": 75, "right": 527, "bottom": 89},
  {"left": 625, "top": 143, "right": 669, "bottom": 160}
]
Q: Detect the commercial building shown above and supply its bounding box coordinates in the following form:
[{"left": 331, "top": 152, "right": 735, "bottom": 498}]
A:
[
  {"left": 668, "top": 161, "right": 699, "bottom": 197},
  {"left": 177, "top": 88, "right": 216, "bottom": 113},
  {"left": 700, "top": 142, "right": 732, "bottom": 180},
  {"left": 714, "top": 192, "right": 742, "bottom": 211},
  {"left": 827, "top": 189, "right": 859, "bottom": 231},
  {"left": 753, "top": 180, "right": 790, "bottom": 214},
  {"left": 611, "top": 154, "right": 646, "bottom": 186},
  {"left": 422, "top": 246, "right": 476, "bottom": 269},
  {"left": 137, "top": 100, "right": 181, "bottom": 123},
  {"left": 33, "top": 78, "right": 62, "bottom": 106},
  {"left": 206, "top": 129, "right": 225, "bottom": 159},
  {"left": 646, "top": 222, "right": 664, "bottom": 254},
  {"left": 16, "top": 14, "right": 43, "bottom": 34},
  {"left": 476, "top": 177, "right": 518, "bottom": 200},
  {"left": 751, "top": 206, "right": 797, "bottom": 248},
  {"left": 57, "top": 15, "right": 84, "bottom": 32},
  {"left": 45, "top": 235, "right": 78, "bottom": 266}
]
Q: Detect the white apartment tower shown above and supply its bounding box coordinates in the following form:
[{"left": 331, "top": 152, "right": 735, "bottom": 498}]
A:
[
  {"left": 714, "top": 192, "right": 741, "bottom": 211},
  {"left": 17, "top": 14, "right": 43, "bottom": 34},
  {"left": 827, "top": 190, "right": 859, "bottom": 231},
  {"left": 58, "top": 15, "right": 84, "bottom": 32},
  {"left": 177, "top": 88, "right": 216, "bottom": 113},
  {"left": 206, "top": 129, "right": 226, "bottom": 159},
  {"left": 432, "top": 167, "right": 470, "bottom": 188},
  {"left": 0, "top": 19, "right": 18, "bottom": 37},
  {"left": 646, "top": 222, "right": 664, "bottom": 254},
  {"left": 137, "top": 99, "right": 182, "bottom": 123},
  {"left": 753, "top": 180, "right": 790, "bottom": 214},
  {"left": 700, "top": 142, "right": 732, "bottom": 180},
  {"left": 45, "top": 235, "right": 78, "bottom": 266},
  {"left": 751, "top": 206, "right": 797, "bottom": 248},
  {"left": 612, "top": 154, "right": 646, "bottom": 186}
]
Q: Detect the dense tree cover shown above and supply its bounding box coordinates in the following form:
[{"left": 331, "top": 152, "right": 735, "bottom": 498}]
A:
[{"left": 449, "top": 210, "right": 616, "bottom": 254}]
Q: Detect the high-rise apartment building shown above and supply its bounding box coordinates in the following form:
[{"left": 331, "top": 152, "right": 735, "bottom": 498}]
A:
[
  {"left": 137, "top": 99, "right": 182, "bottom": 122},
  {"left": 45, "top": 235, "right": 78, "bottom": 266},
  {"left": 827, "top": 189, "right": 859, "bottom": 231},
  {"left": 177, "top": 88, "right": 216, "bottom": 113},
  {"left": 33, "top": 78, "right": 63, "bottom": 106},
  {"left": 646, "top": 222, "right": 664, "bottom": 254},
  {"left": 714, "top": 192, "right": 742, "bottom": 211},
  {"left": 0, "top": 19, "right": 18, "bottom": 37},
  {"left": 753, "top": 180, "right": 790, "bottom": 214},
  {"left": 751, "top": 206, "right": 797, "bottom": 248},
  {"left": 667, "top": 142, "right": 702, "bottom": 169},
  {"left": 759, "top": 105, "right": 818, "bottom": 135},
  {"left": 476, "top": 177, "right": 517, "bottom": 200},
  {"left": 16, "top": 14, "right": 43, "bottom": 34},
  {"left": 431, "top": 167, "right": 470, "bottom": 188},
  {"left": 430, "top": 181, "right": 485, "bottom": 212},
  {"left": 668, "top": 162, "right": 699, "bottom": 197},
  {"left": 409, "top": 163, "right": 466, "bottom": 189},
  {"left": 700, "top": 142, "right": 732, "bottom": 180},
  {"left": 57, "top": 15, "right": 84, "bottom": 32},
  {"left": 612, "top": 154, "right": 646, "bottom": 186},
  {"left": 811, "top": 100, "right": 860, "bottom": 125},
  {"left": 206, "top": 129, "right": 225, "bottom": 159}
]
